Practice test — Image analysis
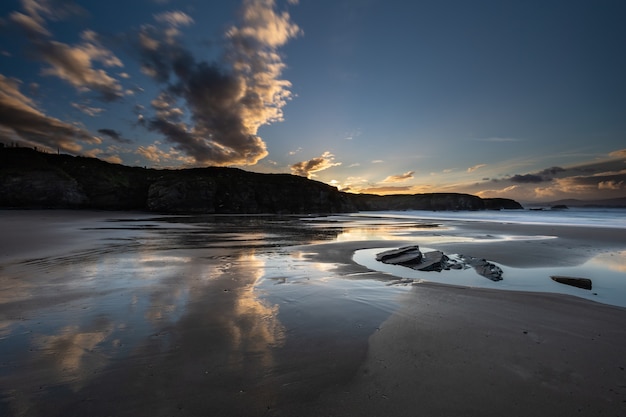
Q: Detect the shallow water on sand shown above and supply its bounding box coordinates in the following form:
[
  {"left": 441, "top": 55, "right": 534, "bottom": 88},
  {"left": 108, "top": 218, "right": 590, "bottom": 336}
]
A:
[
  {"left": 0, "top": 211, "right": 411, "bottom": 416},
  {"left": 354, "top": 247, "right": 626, "bottom": 308},
  {"left": 1, "top": 210, "right": 625, "bottom": 416}
]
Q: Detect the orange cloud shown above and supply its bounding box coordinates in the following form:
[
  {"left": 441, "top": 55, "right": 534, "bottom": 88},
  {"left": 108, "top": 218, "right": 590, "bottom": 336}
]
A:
[
  {"left": 290, "top": 151, "right": 341, "bottom": 178},
  {"left": 609, "top": 149, "right": 626, "bottom": 158},
  {"left": 382, "top": 171, "right": 415, "bottom": 183},
  {"left": 598, "top": 180, "right": 624, "bottom": 190}
]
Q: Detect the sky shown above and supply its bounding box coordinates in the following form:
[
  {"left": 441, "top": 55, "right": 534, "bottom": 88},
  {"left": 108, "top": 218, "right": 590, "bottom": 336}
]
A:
[{"left": 1, "top": 0, "right": 625, "bottom": 203}]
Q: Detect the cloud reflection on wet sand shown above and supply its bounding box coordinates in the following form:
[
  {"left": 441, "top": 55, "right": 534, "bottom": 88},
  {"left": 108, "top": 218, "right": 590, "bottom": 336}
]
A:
[{"left": 1, "top": 233, "right": 290, "bottom": 415}]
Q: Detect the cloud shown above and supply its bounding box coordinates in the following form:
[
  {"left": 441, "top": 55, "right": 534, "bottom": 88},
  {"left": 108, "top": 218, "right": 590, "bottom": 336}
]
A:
[
  {"left": 288, "top": 147, "right": 302, "bottom": 155},
  {"left": 491, "top": 164, "right": 626, "bottom": 201},
  {"left": 9, "top": 1, "right": 125, "bottom": 101},
  {"left": 71, "top": 102, "right": 105, "bottom": 116},
  {"left": 136, "top": 143, "right": 193, "bottom": 165},
  {"left": 467, "top": 164, "right": 486, "bottom": 173},
  {"left": 97, "top": 128, "right": 133, "bottom": 144},
  {"left": 7, "top": 0, "right": 77, "bottom": 38},
  {"left": 475, "top": 185, "right": 528, "bottom": 200},
  {"left": 462, "top": 151, "right": 626, "bottom": 201},
  {"left": 509, "top": 174, "right": 545, "bottom": 183},
  {"left": 137, "top": 0, "right": 301, "bottom": 166},
  {"left": 371, "top": 160, "right": 384, "bottom": 164},
  {"left": 598, "top": 180, "right": 624, "bottom": 190},
  {"left": 609, "top": 149, "right": 626, "bottom": 158},
  {"left": 382, "top": 170, "right": 414, "bottom": 183},
  {"left": 37, "top": 31, "right": 124, "bottom": 101},
  {"left": 537, "top": 166, "right": 566, "bottom": 176},
  {"left": 10, "top": 11, "right": 51, "bottom": 37},
  {"left": 343, "top": 129, "right": 362, "bottom": 140},
  {"left": 503, "top": 166, "right": 567, "bottom": 184},
  {"left": 154, "top": 11, "right": 194, "bottom": 27},
  {"left": 359, "top": 185, "right": 413, "bottom": 194},
  {"left": 290, "top": 151, "right": 341, "bottom": 178},
  {"left": 0, "top": 74, "right": 98, "bottom": 152}
]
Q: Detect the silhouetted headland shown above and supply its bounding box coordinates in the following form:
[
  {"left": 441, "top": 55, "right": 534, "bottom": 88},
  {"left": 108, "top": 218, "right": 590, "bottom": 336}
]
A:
[{"left": 0, "top": 147, "right": 522, "bottom": 213}]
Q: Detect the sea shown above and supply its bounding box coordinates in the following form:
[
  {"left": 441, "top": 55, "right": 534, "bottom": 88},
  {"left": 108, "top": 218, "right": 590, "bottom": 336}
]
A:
[{"left": 353, "top": 206, "right": 626, "bottom": 229}]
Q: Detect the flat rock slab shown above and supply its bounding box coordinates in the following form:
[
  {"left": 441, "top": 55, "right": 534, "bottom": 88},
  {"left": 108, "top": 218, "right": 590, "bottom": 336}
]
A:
[
  {"left": 376, "top": 246, "right": 422, "bottom": 265},
  {"left": 410, "top": 250, "right": 449, "bottom": 272}
]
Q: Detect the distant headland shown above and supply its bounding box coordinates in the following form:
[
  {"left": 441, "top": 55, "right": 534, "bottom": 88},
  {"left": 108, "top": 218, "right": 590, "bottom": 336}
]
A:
[{"left": 0, "top": 146, "right": 522, "bottom": 214}]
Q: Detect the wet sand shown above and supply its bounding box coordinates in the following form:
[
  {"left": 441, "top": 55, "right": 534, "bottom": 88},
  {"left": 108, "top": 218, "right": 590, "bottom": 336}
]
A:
[{"left": 1, "top": 210, "right": 625, "bottom": 416}]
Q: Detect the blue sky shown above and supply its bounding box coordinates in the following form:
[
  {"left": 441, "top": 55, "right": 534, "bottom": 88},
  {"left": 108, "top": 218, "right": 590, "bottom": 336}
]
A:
[{"left": 1, "top": 0, "right": 625, "bottom": 202}]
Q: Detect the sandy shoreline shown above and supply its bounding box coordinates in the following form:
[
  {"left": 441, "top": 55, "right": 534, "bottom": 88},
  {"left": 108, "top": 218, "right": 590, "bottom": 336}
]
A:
[
  {"left": 301, "top": 283, "right": 626, "bottom": 416},
  {"left": 1, "top": 210, "right": 625, "bottom": 416}
]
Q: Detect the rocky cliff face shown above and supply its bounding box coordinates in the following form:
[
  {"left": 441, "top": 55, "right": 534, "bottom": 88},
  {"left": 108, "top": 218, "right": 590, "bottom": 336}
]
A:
[
  {"left": 0, "top": 148, "right": 356, "bottom": 213},
  {"left": 144, "top": 169, "right": 356, "bottom": 214},
  {"left": 352, "top": 193, "right": 488, "bottom": 211},
  {"left": 482, "top": 198, "right": 524, "bottom": 210},
  {"left": 0, "top": 147, "right": 522, "bottom": 213}
]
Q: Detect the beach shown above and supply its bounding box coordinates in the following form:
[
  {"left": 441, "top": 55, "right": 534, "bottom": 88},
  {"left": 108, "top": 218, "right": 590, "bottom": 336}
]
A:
[{"left": 1, "top": 210, "right": 625, "bottom": 416}]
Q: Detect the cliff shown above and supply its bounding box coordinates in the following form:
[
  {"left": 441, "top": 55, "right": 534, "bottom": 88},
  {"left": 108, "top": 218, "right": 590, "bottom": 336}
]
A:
[{"left": 0, "top": 147, "right": 522, "bottom": 213}]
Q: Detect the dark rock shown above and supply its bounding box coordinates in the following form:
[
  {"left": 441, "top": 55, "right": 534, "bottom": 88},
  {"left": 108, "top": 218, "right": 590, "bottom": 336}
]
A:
[
  {"left": 551, "top": 276, "right": 592, "bottom": 290},
  {"left": 483, "top": 198, "right": 524, "bottom": 210},
  {"left": 376, "top": 246, "right": 422, "bottom": 265},
  {"left": 375, "top": 246, "right": 454, "bottom": 272},
  {"left": 460, "top": 255, "right": 503, "bottom": 281},
  {"left": 412, "top": 251, "right": 450, "bottom": 271},
  {"left": 376, "top": 246, "right": 503, "bottom": 281}
]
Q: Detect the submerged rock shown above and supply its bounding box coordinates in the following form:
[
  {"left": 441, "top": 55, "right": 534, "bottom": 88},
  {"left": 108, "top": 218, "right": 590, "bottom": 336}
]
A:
[
  {"left": 551, "top": 276, "right": 592, "bottom": 290},
  {"left": 375, "top": 246, "right": 503, "bottom": 281}
]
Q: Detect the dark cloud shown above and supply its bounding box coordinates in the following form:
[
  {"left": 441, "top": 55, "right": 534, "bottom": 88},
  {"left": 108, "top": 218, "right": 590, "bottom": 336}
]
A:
[
  {"left": 509, "top": 174, "right": 545, "bottom": 183},
  {"left": 136, "top": 0, "right": 301, "bottom": 166},
  {"left": 97, "top": 128, "right": 132, "bottom": 144},
  {"left": 507, "top": 166, "right": 565, "bottom": 183},
  {"left": 537, "top": 166, "right": 565, "bottom": 177}
]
